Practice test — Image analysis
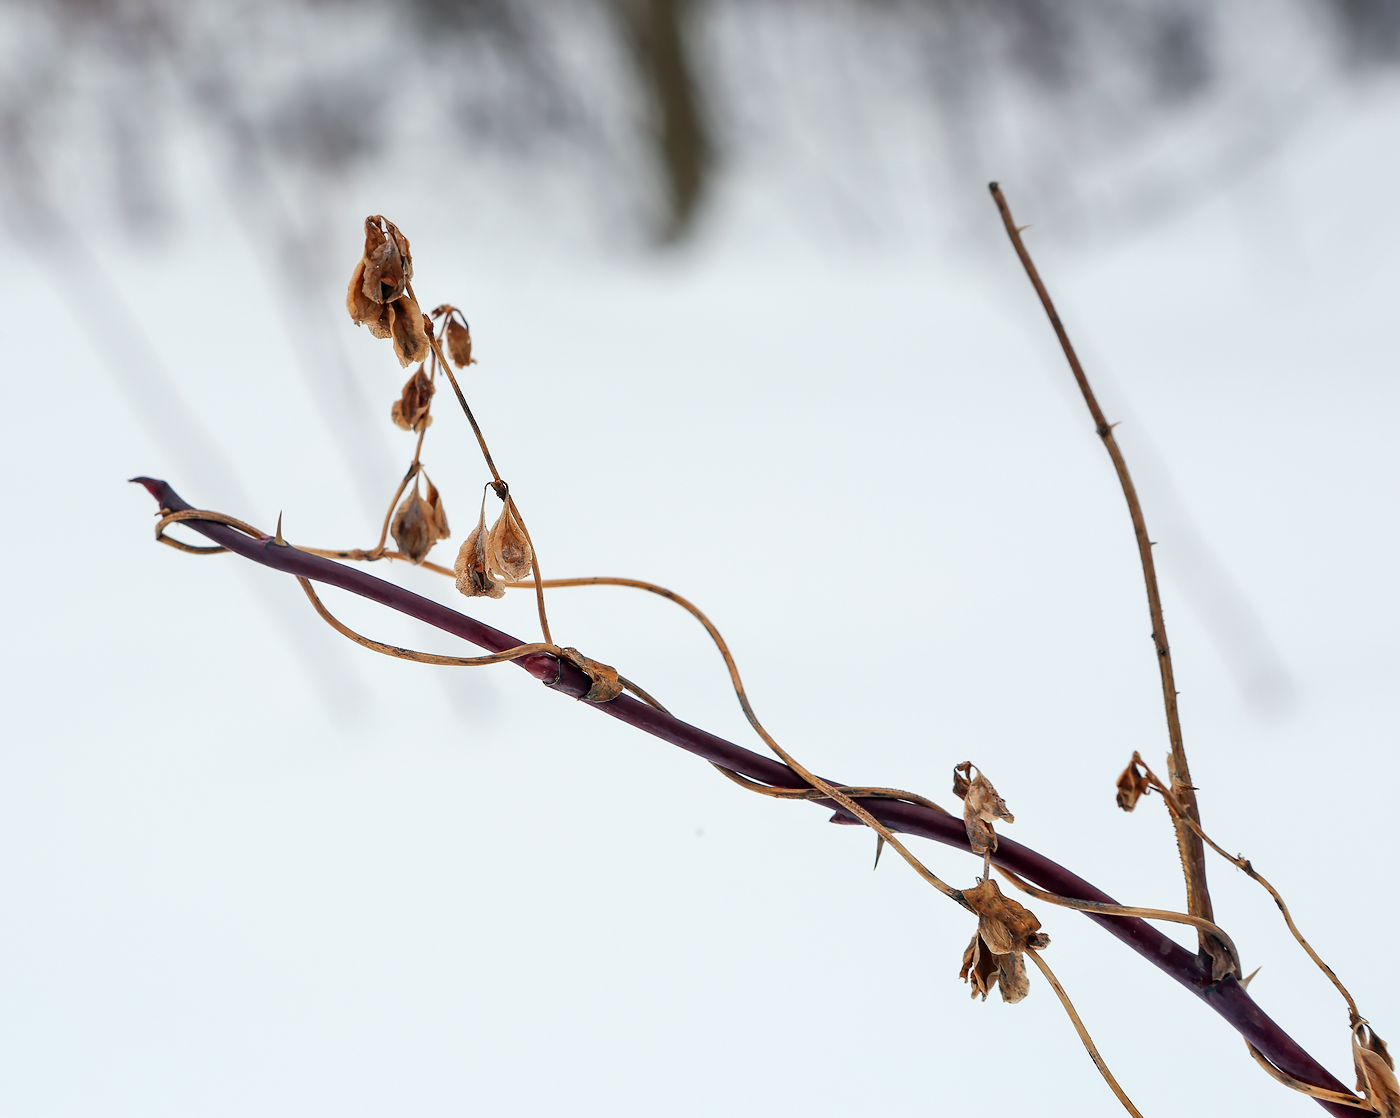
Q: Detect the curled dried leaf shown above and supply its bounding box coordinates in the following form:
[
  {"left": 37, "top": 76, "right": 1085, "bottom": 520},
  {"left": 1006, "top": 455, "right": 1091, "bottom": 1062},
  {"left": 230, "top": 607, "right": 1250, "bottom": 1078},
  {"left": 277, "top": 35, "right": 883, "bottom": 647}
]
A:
[
  {"left": 486, "top": 503, "right": 534, "bottom": 583},
  {"left": 1356, "top": 1025, "right": 1400, "bottom": 1117},
  {"left": 391, "top": 480, "right": 450, "bottom": 564},
  {"left": 954, "top": 762, "right": 1014, "bottom": 854},
  {"left": 1116, "top": 759, "right": 1151, "bottom": 811},
  {"left": 445, "top": 317, "right": 474, "bottom": 368},
  {"left": 454, "top": 504, "right": 505, "bottom": 599},
  {"left": 560, "top": 647, "right": 624, "bottom": 702},
  {"left": 391, "top": 366, "right": 435, "bottom": 432}
]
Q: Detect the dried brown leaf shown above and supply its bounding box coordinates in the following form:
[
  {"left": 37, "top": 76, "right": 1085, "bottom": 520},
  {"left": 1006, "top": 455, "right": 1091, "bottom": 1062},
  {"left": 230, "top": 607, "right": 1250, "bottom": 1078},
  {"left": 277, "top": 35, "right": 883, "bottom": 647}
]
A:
[
  {"left": 391, "top": 366, "right": 435, "bottom": 432},
  {"left": 445, "top": 317, "right": 474, "bottom": 368},
  {"left": 1116, "top": 760, "right": 1150, "bottom": 812},
  {"left": 560, "top": 647, "right": 624, "bottom": 702},
  {"left": 1356, "top": 1026, "right": 1400, "bottom": 1117},
  {"left": 954, "top": 762, "right": 1013, "bottom": 854},
  {"left": 454, "top": 505, "right": 504, "bottom": 599},
  {"left": 486, "top": 503, "right": 534, "bottom": 583}
]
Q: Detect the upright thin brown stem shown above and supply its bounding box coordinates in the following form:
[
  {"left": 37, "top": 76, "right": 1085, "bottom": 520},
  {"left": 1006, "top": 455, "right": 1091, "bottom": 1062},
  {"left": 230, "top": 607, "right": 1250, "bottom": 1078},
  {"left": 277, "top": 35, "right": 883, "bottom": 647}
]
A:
[{"left": 989, "top": 183, "right": 1214, "bottom": 958}]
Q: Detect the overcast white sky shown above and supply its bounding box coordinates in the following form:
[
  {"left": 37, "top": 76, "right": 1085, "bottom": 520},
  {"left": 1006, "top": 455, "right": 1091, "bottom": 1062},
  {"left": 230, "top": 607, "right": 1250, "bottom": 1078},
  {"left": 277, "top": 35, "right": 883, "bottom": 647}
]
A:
[{"left": 1, "top": 8, "right": 1398, "bottom": 1115}]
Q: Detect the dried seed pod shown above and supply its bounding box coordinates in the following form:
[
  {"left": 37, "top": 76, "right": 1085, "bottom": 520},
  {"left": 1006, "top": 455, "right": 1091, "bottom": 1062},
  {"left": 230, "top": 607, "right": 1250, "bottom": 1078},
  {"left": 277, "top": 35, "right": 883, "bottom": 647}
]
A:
[
  {"left": 445, "top": 317, "right": 473, "bottom": 367},
  {"left": 953, "top": 762, "right": 1014, "bottom": 855},
  {"left": 959, "top": 880, "right": 1048, "bottom": 1005},
  {"left": 359, "top": 216, "right": 413, "bottom": 304},
  {"left": 389, "top": 293, "right": 431, "bottom": 367},
  {"left": 963, "top": 879, "right": 1044, "bottom": 953},
  {"left": 391, "top": 366, "right": 435, "bottom": 432},
  {"left": 391, "top": 480, "right": 449, "bottom": 564},
  {"left": 559, "top": 647, "right": 624, "bottom": 703},
  {"left": 1116, "top": 759, "right": 1151, "bottom": 812},
  {"left": 1356, "top": 1025, "right": 1400, "bottom": 1117},
  {"left": 454, "top": 504, "right": 504, "bottom": 599},
  {"left": 960, "top": 933, "right": 999, "bottom": 1001},
  {"left": 995, "top": 948, "right": 1031, "bottom": 1004},
  {"left": 346, "top": 217, "right": 427, "bottom": 365},
  {"left": 486, "top": 503, "right": 534, "bottom": 583}
]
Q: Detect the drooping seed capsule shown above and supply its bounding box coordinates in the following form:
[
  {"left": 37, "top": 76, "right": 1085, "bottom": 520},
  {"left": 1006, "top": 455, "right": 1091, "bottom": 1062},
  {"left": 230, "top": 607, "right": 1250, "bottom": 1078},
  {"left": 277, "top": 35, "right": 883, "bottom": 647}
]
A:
[
  {"left": 958, "top": 879, "right": 1049, "bottom": 1005},
  {"left": 1115, "top": 758, "right": 1151, "bottom": 811},
  {"left": 454, "top": 503, "right": 505, "bottom": 599},
  {"left": 389, "top": 293, "right": 430, "bottom": 367},
  {"left": 391, "top": 479, "right": 449, "bottom": 564},
  {"left": 1355, "top": 1025, "right": 1400, "bottom": 1117},
  {"left": 486, "top": 503, "right": 533, "bottom": 583},
  {"left": 346, "top": 216, "right": 428, "bottom": 365},
  {"left": 391, "top": 366, "right": 435, "bottom": 432},
  {"left": 445, "top": 317, "right": 474, "bottom": 368},
  {"left": 953, "top": 762, "right": 1015, "bottom": 855}
]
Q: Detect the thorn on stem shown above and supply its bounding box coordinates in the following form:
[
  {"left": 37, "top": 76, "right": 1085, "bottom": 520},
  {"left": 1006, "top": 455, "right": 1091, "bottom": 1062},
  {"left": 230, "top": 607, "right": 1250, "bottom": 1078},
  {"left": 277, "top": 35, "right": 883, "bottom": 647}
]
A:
[
  {"left": 274, "top": 512, "right": 286, "bottom": 546},
  {"left": 874, "top": 834, "right": 885, "bottom": 870}
]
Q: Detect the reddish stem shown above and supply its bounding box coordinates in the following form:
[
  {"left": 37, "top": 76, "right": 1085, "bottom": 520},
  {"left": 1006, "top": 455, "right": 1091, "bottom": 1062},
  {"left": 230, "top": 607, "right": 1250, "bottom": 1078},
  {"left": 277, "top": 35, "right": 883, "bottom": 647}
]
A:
[{"left": 133, "top": 477, "right": 1358, "bottom": 1115}]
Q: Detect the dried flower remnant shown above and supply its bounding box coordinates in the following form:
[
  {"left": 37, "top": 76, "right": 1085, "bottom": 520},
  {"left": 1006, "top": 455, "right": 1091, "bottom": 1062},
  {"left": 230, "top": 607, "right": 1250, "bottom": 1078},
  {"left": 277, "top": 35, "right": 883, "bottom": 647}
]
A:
[
  {"left": 445, "top": 317, "right": 474, "bottom": 368},
  {"left": 454, "top": 502, "right": 505, "bottom": 599},
  {"left": 959, "top": 879, "right": 1050, "bottom": 1004},
  {"left": 559, "top": 647, "right": 624, "bottom": 703},
  {"left": 346, "top": 216, "right": 430, "bottom": 366},
  {"left": 1355, "top": 1025, "right": 1400, "bottom": 1117},
  {"left": 391, "top": 479, "right": 449, "bottom": 564},
  {"left": 391, "top": 366, "right": 435, "bottom": 432},
  {"left": 486, "top": 503, "right": 533, "bottom": 583},
  {"left": 953, "top": 762, "right": 1014, "bottom": 855},
  {"left": 1116, "top": 758, "right": 1151, "bottom": 812}
]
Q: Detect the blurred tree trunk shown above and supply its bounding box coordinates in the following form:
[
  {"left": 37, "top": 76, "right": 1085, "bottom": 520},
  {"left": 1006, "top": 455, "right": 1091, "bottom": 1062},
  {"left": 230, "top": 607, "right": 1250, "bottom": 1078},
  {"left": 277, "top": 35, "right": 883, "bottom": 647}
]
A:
[{"left": 615, "top": 0, "right": 712, "bottom": 239}]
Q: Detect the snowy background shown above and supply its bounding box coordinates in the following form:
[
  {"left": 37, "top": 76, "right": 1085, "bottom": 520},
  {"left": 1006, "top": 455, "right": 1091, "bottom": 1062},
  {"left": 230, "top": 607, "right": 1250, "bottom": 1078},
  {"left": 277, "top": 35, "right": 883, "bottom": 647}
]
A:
[{"left": 0, "top": 1, "right": 1398, "bottom": 1115}]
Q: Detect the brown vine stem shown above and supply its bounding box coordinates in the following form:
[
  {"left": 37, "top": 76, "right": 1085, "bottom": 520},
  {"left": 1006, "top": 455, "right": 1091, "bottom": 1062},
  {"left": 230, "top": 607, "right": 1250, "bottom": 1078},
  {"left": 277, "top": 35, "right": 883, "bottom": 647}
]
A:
[{"left": 989, "top": 183, "right": 1215, "bottom": 964}]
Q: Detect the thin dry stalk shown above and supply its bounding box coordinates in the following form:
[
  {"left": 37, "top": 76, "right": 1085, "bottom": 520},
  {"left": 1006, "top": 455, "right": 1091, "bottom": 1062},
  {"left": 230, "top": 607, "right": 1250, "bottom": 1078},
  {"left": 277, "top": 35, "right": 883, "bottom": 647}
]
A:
[
  {"left": 155, "top": 507, "right": 266, "bottom": 553},
  {"left": 297, "top": 576, "right": 557, "bottom": 666},
  {"left": 498, "top": 577, "right": 969, "bottom": 899},
  {"left": 989, "top": 183, "right": 1214, "bottom": 960},
  {"left": 1025, "top": 947, "right": 1145, "bottom": 1118},
  {"left": 508, "top": 576, "right": 951, "bottom": 814},
  {"left": 996, "top": 864, "right": 1240, "bottom": 978},
  {"left": 1247, "top": 1044, "right": 1373, "bottom": 1110},
  {"left": 1130, "top": 753, "right": 1361, "bottom": 1023}
]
